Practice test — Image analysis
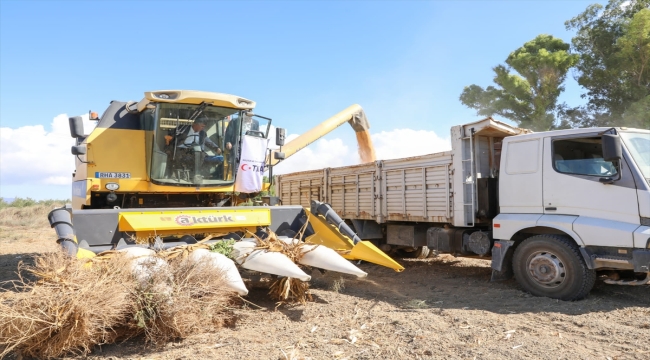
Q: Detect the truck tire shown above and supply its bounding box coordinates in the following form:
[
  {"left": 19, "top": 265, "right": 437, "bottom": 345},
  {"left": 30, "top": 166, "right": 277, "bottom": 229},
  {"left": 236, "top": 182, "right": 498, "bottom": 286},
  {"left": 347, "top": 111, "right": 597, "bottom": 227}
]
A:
[
  {"left": 401, "top": 246, "right": 430, "bottom": 259},
  {"left": 413, "top": 246, "right": 430, "bottom": 259},
  {"left": 512, "top": 235, "right": 596, "bottom": 301}
]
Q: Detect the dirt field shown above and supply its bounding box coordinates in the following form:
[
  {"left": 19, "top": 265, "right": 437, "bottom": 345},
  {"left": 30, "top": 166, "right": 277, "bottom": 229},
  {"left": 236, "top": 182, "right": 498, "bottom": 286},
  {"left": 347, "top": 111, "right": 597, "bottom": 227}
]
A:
[{"left": 1, "top": 212, "right": 649, "bottom": 360}]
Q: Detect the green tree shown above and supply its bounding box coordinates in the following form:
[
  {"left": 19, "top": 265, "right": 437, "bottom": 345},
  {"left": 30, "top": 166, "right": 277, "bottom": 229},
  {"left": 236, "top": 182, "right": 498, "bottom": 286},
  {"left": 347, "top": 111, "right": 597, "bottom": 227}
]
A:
[
  {"left": 565, "top": 0, "right": 650, "bottom": 127},
  {"left": 460, "top": 35, "right": 579, "bottom": 131}
]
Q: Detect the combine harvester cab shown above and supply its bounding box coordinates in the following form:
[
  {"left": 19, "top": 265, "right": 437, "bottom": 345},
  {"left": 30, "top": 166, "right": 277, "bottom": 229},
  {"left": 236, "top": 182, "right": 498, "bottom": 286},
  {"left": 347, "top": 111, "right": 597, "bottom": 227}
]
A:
[{"left": 49, "top": 90, "right": 402, "bottom": 297}]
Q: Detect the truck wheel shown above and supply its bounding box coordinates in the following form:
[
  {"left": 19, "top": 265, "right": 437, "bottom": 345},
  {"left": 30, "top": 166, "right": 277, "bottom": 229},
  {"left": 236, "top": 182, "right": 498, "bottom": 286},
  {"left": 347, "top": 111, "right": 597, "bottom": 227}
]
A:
[
  {"left": 413, "top": 246, "right": 430, "bottom": 259},
  {"left": 512, "top": 235, "right": 596, "bottom": 301}
]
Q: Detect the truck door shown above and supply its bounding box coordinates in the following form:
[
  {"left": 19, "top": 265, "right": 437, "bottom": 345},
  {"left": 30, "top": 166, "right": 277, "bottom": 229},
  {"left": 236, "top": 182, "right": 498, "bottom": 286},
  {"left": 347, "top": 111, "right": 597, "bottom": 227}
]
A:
[{"left": 542, "top": 134, "right": 639, "bottom": 248}]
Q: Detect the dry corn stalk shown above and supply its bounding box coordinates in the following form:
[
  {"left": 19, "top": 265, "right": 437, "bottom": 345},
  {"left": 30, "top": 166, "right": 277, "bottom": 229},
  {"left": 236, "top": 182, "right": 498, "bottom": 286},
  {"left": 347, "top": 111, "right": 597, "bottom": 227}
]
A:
[
  {"left": 128, "top": 251, "right": 237, "bottom": 344},
  {"left": 0, "top": 252, "right": 136, "bottom": 359},
  {"left": 0, "top": 248, "right": 238, "bottom": 358},
  {"left": 269, "top": 277, "right": 313, "bottom": 308},
  {"left": 245, "top": 223, "right": 318, "bottom": 306}
]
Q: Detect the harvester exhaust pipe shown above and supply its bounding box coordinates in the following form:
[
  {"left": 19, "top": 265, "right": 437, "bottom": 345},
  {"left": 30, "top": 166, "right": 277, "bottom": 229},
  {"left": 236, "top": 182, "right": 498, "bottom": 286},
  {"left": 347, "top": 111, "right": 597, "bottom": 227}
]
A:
[
  {"left": 310, "top": 200, "right": 361, "bottom": 244},
  {"left": 269, "top": 104, "right": 369, "bottom": 166},
  {"left": 48, "top": 206, "right": 78, "bottom": 257}
]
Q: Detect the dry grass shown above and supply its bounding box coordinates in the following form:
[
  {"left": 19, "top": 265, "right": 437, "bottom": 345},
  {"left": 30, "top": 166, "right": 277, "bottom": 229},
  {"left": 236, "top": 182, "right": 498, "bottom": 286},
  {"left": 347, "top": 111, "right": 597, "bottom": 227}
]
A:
[
  {"left": 0, "top": 203, "right": 64, "bottom": 228},
  {"left": 0, "top": 249, "right": 238, "bottom": 358},
  {"left": 329, "top": 277, "right": 346, "bottom": 293}
]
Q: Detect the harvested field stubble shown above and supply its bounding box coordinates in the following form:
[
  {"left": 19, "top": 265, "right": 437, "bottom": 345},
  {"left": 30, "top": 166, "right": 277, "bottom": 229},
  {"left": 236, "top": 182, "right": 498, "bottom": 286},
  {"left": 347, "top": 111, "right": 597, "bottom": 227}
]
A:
[
  {"left": 1, "top": 207, "right": 650, "bottom": 359},
  {"left": 0, "top": 251, "right": 238, "bottom": 359}
]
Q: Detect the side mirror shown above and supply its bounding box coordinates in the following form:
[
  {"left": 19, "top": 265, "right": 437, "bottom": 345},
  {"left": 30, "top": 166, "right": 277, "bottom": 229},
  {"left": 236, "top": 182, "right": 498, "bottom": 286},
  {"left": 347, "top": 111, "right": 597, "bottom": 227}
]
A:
[
  {"left": 602, "top": 134, "right": 622, "bottom": 162},
  {"left": 274, "top": 151, "right": 285, "bottom": 160},
  {"left": 276, "top": 128, "right": 286, "bottom": 146},
  {"left": 600, "top": 134, "right": 623, "bottom": 184},
  {"left": 71, "top": 145, "right": 86, "bottom": 155},
  {"left": 69, "top": 116, "right": 84, "bottom": 138}
]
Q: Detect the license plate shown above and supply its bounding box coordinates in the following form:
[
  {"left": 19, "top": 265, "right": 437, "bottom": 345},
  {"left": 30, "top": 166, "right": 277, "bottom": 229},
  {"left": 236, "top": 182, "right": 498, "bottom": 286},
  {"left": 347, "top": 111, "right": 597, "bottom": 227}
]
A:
[{"left": 95, "top": 172, "right": 131, "bottom": 179}]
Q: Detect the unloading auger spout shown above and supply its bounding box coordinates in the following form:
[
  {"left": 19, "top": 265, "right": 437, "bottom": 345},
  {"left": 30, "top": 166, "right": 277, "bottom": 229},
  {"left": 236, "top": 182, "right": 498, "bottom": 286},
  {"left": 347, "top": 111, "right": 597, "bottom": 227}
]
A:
[{"left": 269, "top": 104, "right": 369, "bottom": 166}]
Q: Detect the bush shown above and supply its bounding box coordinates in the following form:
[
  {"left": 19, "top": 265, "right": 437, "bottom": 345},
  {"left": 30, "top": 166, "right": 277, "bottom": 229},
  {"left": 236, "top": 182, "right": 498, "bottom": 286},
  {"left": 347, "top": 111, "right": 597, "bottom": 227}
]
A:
[{"left": 0, "top": 197, "right": 70, "bottom": 210}]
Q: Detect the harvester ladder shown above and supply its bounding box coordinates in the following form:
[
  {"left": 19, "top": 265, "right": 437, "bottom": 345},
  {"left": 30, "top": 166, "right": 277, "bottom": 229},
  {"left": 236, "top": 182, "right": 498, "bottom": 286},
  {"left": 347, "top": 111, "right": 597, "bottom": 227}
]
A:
[{"left": 461, "top": 128, "right": 476, "bottom": 227}]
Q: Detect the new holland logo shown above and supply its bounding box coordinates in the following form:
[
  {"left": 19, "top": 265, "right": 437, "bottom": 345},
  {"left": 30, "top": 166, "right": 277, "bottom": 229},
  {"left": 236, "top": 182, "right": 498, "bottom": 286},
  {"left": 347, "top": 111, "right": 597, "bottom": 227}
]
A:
[{"left": 175, "top": 214, "right": 236, "bottom": 226}]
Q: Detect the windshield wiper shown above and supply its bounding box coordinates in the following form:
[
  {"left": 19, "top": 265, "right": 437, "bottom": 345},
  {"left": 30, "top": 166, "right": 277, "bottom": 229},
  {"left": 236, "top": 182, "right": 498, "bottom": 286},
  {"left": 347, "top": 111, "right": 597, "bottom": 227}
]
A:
[{"left": 188, "top": 101, "right": 209, "bottom": 121}]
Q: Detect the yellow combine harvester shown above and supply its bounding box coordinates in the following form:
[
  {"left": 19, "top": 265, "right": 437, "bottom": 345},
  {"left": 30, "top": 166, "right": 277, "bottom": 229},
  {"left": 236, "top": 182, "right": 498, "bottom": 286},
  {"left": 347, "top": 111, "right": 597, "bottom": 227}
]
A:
[{"left": 48, "top": 90, "right": 403, "bottom": 292}]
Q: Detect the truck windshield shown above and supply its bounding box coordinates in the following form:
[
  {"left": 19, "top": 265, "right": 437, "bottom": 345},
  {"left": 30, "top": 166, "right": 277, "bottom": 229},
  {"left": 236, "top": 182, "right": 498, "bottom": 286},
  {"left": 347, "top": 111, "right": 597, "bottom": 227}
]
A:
[
  {"left": 621, "top": 131, "right": 650, "bottom": 182},
  {"left": 149, "top": 103, "right": 245, "bottom": 186}
]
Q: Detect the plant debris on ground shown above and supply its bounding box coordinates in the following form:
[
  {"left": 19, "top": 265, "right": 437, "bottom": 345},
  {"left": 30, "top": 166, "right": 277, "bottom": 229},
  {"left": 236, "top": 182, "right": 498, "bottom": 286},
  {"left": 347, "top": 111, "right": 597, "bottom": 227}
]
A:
[{"left": 0, "top": 250, "right": 238, "bottom": 359}]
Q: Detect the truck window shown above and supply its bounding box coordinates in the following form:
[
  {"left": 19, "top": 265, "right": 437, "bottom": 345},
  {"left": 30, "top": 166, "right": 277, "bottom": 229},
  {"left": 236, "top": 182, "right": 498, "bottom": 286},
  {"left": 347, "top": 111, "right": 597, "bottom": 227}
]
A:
[{"left": 552, "top": 137, "right": 617, "bottom": 177}]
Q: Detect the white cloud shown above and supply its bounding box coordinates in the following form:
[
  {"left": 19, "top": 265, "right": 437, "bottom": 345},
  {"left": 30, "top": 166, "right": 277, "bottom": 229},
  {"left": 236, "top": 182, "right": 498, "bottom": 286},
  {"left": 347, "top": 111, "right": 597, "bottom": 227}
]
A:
[
  {"left": 273, "top": 134, "right": 354, "bottom": 174},
  {"left": 0, "top": 114, "right": 96, "bottom": 187},
  {"left": 372, "top": 128, "right": 450, "bottom": 160},
  {"left": 272, "top": 128, "right": 450, "bottom": 175}
]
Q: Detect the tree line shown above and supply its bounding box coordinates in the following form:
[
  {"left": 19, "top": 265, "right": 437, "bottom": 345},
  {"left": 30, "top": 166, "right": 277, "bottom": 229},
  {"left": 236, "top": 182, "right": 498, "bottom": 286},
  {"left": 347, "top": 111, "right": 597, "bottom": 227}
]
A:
[{"left": 460, "top": 0, "right": 649, "bottom": 131}]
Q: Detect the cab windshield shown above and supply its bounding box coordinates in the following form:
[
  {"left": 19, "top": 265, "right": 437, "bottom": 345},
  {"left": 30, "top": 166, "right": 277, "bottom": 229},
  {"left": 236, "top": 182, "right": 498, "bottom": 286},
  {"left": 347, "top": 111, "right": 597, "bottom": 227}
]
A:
[
  {"left": 621, "top": 131, "right": 650, "bottom": 183},
  {"left": 149, "top": 103, "right": 245, "bottom": 186}
]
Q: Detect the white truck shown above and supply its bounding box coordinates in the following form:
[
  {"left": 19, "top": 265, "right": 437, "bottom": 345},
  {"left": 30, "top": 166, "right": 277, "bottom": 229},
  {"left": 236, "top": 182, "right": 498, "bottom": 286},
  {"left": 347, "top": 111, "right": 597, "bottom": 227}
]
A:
[{"left": 275, "top": 117, "right": 650, "bottom": 300}]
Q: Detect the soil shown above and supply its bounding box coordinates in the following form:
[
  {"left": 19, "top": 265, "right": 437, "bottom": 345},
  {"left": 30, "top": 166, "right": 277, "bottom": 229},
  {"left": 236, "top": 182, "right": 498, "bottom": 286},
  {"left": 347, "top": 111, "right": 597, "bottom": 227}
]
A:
[{"left": 1, "top": 224, "right": 649, "bottom": 360}]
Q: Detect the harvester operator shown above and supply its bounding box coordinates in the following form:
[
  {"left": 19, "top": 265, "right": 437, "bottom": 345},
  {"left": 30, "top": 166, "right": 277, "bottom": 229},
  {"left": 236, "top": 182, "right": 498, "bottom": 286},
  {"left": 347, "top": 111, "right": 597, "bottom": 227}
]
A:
[{"left": 165, "top": 117, "right": 223, "bottom": 177}]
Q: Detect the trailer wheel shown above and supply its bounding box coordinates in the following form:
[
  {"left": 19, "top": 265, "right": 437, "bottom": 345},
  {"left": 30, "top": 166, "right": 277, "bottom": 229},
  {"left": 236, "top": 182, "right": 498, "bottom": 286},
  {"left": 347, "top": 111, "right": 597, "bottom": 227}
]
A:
[
  {"left": 412, "top": 246, "right": 430, "bottom": 259},
  {"left": 513, "top": 235, "right": 596, "bottom": 301}
]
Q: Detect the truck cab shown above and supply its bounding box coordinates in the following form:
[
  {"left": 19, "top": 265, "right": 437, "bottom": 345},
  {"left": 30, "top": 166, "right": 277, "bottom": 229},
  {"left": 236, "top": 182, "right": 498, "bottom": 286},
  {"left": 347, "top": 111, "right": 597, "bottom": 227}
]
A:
[{"left": 493, "top": 127, "right": 650, "bottom": 299}]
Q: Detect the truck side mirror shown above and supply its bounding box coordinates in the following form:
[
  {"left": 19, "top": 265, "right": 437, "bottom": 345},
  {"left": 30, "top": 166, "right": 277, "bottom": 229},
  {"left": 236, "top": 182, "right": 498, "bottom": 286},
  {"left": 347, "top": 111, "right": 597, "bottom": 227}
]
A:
[
  {"left": 69, "top": 116, "right": 84, "bottom": 138},
  {"left": 602, "top": 134, "right": 622, "bottom": 162},
  {"left": 274, "top": 151, "right": 285, "bottom": 160},
  {"left": 600, "top": 134, "right": 622, "bottom": 184},
  {"left": 276, "top": 128, "right": 286, "bottom": 146}
]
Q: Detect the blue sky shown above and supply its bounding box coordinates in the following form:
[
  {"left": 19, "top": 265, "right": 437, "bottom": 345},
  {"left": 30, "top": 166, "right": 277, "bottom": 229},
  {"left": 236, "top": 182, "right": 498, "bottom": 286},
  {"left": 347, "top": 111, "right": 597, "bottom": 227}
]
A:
[{"left": 0, "top": 0, "right": 599, "bottom": 200}]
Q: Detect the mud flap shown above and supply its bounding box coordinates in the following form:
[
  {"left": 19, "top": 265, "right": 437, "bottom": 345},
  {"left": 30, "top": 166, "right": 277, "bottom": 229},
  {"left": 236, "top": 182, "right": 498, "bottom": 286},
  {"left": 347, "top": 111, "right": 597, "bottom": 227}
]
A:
[
  {"left": 305, "top": 208, "right": 404, "bottom": 272},
  {"left": 490, "top": 240, "right": 514, "bottom": 281}
]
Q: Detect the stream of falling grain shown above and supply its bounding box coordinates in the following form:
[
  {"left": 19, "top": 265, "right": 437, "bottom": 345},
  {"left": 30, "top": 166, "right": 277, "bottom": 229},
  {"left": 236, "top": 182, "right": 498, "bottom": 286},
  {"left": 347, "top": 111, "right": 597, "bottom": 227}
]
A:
[{"left": 355, "top": 130, "right": 376, "bottom": 163}]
